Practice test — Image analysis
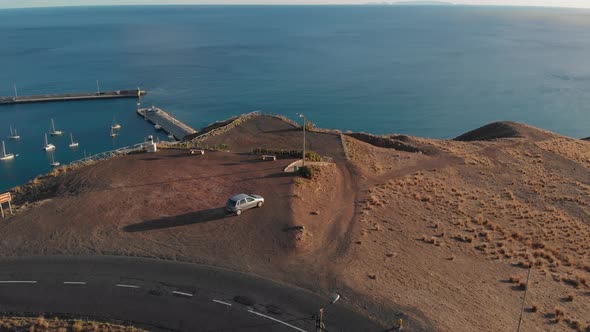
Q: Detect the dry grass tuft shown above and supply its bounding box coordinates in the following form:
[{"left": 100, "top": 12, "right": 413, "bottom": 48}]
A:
[
  {"left": 509, "top": 276, "right": 521, "bottom": 284},
  {"left": 555, "top": 307, "right": 565, "bottom": 320}
]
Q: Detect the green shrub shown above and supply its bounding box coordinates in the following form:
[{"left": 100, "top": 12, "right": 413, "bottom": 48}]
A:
[
  {"left": 298, "top": 166, "right": 315, "bottom": 179},
  {"left": 304, "top": 120, "right": 316, "bottom": 131},
  {"left": 305, "top": 151, "right": 321, "bottom": 162},
  {"left": 253, "top": 148, "right": 322, "bottom": 161}
]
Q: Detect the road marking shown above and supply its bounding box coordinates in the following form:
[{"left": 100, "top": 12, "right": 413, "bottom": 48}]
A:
[
  {"left": 212, "top": 299, "right": 232, "bottom": 306},
  {"left": 63, "top": 281, "right": 86, "bottom": 285},
  {"left": 0, "top": 280, "right": 37, "bottom": 284},
  {"left": 247, "top": 310, "right": 307, "bottom": 332},
  {"left": 172, "top": 291, "right": 193, "bottom": 297},
  {"left": 115, "top": 284, "right": 140, "bottom": 289}
]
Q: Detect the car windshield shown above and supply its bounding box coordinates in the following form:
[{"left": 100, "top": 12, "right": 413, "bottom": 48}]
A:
[{"left": 226, "top": 199, "right": 237, "bottom": 207}]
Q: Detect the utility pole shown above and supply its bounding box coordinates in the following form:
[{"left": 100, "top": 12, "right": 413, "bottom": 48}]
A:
[
  {"left": 516, "top": 264, "right": 533, "bottom": 332},
  {"left": 297, "top": 113, "right": 306, "bottom": 167}
]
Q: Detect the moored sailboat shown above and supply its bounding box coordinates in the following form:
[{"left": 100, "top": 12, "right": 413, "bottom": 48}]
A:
[
  {"left": 69, "top": 133, "right": 79, "bottom": 148},
  {"left": 9, "top": 126, "right": 20, "bottom": 140},
  {"left": 0, "top": 141, "right": 15, "bottom": 161},
  {"left": 49, "top": 118, "right": 63, "bottom": 136},
  {"left": 50, "top": 152, "right": 60, "bottom": 167},
  {"left": 43, "top": 133, "right": 56, "bottom": 151}
]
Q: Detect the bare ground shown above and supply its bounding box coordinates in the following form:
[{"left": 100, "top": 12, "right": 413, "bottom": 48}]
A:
[
  {"left": 0, "top": 315, "right": 146, "bottom": 332},
  {"left": 2, "top": 115, "right": 590, "bottom": 331}
]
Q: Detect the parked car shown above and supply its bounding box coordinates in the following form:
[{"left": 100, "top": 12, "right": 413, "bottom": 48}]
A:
[{"left": 226, "top": 193, "right": 264, "bottom": 215}]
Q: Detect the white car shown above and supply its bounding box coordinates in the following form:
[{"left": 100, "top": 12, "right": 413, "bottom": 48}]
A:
[{"left": 226, "top": 194, "right": 264, "bottom": 215}]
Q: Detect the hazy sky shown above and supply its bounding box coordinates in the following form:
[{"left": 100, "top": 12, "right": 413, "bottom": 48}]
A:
[{"left": 1, "top": 0, "right": 590, "bottom": 9}]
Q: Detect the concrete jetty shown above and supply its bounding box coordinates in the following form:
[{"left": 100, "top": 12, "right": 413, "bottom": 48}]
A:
[
  {"left": 0, "top": 89, "right": 146, "bottom": 105},
  {"left": 137, "top": 106, "right": 197, "bottom": 141}
]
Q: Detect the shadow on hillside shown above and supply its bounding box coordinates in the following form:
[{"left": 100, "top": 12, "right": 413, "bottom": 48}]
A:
[{"left": 123, "top": 207, "right": 229, "bottom": 232}]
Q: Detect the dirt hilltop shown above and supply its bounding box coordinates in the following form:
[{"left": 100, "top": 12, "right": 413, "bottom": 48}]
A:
[{"left": 2, "top": 115, "right": 590, "bottom": 332}]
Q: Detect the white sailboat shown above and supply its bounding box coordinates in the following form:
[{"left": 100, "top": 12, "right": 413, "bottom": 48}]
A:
[
  {"left": 111, "top": 116, "right": 121, "bottom": 130},
  {"left": 0, "top": 141, "right": 15, "bottom": 161},
  {"left": 9, "top": 126, "right": 20, "bottom": 140},
  {"left": 43, "top": 133, "right": 56, "bottom": 151},
  {"left": 49, "top": 118, "right": 63, "bottom": 136},
  {"left": 110, "top": 127, "right": 118, "bottom": 138},
  {"left": 69, "top": 133, "right": 79, "bottom": 148},
  {"left": 154, "top": 124, "right": 162, "bottom": 130},
  {"left": 50, "top": 153, "right": 60, "bottom": 167}
]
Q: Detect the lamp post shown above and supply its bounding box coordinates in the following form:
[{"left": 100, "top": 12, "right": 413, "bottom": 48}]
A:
[
  {"left": 316, "top": 293, "right": 340, "bottom": 332},
  {"left": 297, "top": 113, "right": 306, "bottom": 167}
]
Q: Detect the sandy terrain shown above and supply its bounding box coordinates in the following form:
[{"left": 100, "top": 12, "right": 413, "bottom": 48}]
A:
[
  {"left": 0, "top": 316, "right": 145, "bottom": 332},
  {"left": 2, "top": 115, "right": 589, "bottom": 331}
]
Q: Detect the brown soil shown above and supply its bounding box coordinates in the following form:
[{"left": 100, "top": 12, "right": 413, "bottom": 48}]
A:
[
  {"left": 199, "top": 115, "right": 347, "bottom": 161},
  {"left": 3, "top": 114, "right": 590, "bottom": 332},
  {"left": 0, "top": 316, "right": 145, "bottom": 332},
  {"left": 454, "top": 121, "right": 558, "bottom": 142}
]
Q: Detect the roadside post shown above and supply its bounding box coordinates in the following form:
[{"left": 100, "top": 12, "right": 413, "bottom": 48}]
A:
[
  {"left": 315, "top": 293, "right": 340, "bottom": 332},
  {"left": 0, "top": 192, "right": 14, "bottom": 218}
]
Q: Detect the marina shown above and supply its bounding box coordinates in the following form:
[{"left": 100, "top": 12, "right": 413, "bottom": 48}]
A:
[
  {"left": 0, "top": 88, "right": 184, "bottom": 190},
  {"left": 137, "top": 106, "right": 197, "bottom": 141},
  {"left": 0, "top": 88, "right": 146, "bottom": 105}
]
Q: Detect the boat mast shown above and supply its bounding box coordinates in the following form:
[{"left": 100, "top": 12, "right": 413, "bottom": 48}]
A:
[
  {"left": 13, "top": 84, "right": 18, "bottom": 100},
  {"left": 45, "top": 133, "right": 48, "bottom": 146},
  {"left": 1, "top": 141, "right": 6, "bottom": 157},
  {"left": 96, "top": 80, "right": 100, "bottom": 94}
]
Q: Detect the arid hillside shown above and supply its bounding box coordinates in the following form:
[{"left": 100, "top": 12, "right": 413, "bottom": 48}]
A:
[
  {"left": 338, "top": 122, "right": 589, "bottom": 331},
  {"left": 2, "top": 116, "right": 589, "bottom": 332}
]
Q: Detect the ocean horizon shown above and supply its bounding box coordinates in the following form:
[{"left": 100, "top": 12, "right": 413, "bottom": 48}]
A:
[{"left": 1, "top": 5, "right": 590, "bottom": 191}]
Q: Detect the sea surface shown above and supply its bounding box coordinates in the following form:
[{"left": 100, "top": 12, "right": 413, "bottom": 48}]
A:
[{"left": 1, "top": 5, "right": 590, "bottom": 191}]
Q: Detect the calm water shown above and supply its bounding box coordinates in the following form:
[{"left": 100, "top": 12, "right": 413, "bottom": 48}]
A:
[{"left": 1, "top": 5, "right": 590, "bottom": 190}]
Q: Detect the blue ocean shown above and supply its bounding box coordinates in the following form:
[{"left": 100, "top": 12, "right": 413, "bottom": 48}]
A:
[{"left": 1, "top": 5, "right": 590, "bottom": 191}]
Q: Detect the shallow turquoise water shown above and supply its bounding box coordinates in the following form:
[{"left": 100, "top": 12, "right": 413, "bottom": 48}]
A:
[{"left": 1, "top": 5, "right": 590, "bottom": 190}]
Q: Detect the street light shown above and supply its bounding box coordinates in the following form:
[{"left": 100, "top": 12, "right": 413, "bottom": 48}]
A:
[
  {"left": 316, "top": 293, "right": 340, "bottom": 332},
  {"left": 296, "top": 113, "right": 306, "bottom": 167}
]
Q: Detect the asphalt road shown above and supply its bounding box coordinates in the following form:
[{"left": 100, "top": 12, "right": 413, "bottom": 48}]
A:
[{"left": 0, "top": 256, "right": 383, "bottom": 332}]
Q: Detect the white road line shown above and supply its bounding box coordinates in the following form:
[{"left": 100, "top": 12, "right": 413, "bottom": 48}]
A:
[
  {"left": 0, "top": 280, "right": 37, "bottom": 284},
  {"left": 247, "top": 310, "right": 307, "bottom": 332},
  {"left": 172, "top": 291, "right": 193, "bottom": 297},
  {"left": 63, "top": 281, "right": 86, "bottom": 285},
  {"left": 212, "top": 299, "right": 232, "bottom": 306},
  {"left": 115, "top": 284, "right": 140, "bottom": 289}
]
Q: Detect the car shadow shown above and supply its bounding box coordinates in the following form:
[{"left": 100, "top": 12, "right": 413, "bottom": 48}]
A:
[{"left": 123, "top": 207, "right": 229, "bottom": 232}]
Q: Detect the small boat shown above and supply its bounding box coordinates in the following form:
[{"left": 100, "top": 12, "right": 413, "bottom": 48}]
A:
[
  {"left": 0, "top": 141, "right": 15, "bottom": 161},
  {"left": 43, "top": 133, "right": 56, "bottom": 151},
  {"left": 50, "top": 153, "right": 60, "bottom": 167},
  {"left": 168, "top": 134, "right": 174, "bottom": 140},
  {"left": 154, "top": 124, "right": 162, "bottom": 130},
  {"left": 110, "top": 127, "right": 118, "bottom": 138},
  {"left": 111, "top": 116, "right": 121, "bottom": 130},
  {"left": 69, "top": 133, "right": 79, "bottom": 148},
  {"left": 9, "top": 126, "right": 20, "bottom": 140},
  {"left": 49, "top": 119, "right": 63, "bottom": 136}
]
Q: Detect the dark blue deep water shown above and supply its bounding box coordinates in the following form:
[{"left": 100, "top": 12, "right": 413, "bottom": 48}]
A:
[{"left": 1, "top": 5, "right": 590, "bottom": 190}]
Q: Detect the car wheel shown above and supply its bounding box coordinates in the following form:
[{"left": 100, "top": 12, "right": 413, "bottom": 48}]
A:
[
  {"left": 236, "top": 209, "right": 242, "bottom": 216},
  {"left": 257, "top": 201, "right": 263, "bottom": 208}
]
